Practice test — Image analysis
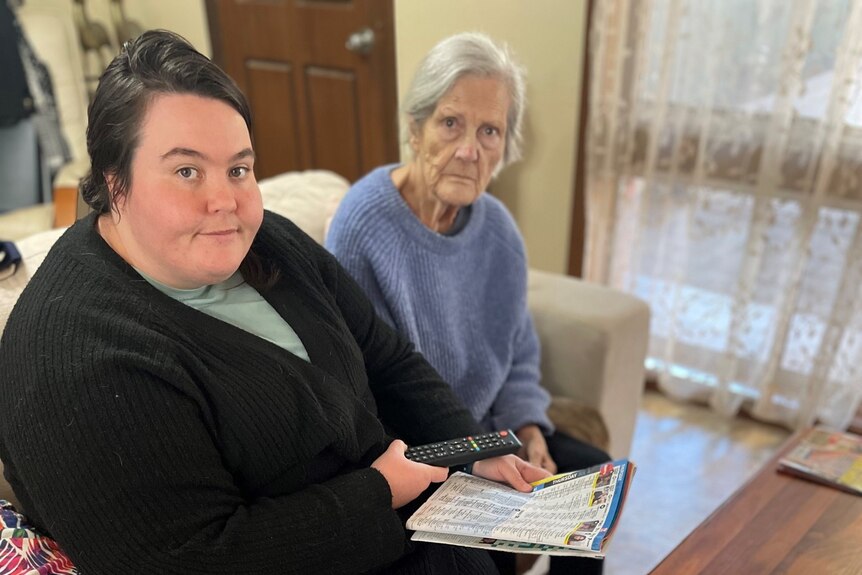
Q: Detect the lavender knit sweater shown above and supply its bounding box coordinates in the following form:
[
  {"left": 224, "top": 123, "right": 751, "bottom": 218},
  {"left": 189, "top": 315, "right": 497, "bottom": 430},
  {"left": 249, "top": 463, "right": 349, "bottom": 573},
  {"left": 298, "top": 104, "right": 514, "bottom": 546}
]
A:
[{"left": 326, "top": 165, "right": 552, "bottom": 433}]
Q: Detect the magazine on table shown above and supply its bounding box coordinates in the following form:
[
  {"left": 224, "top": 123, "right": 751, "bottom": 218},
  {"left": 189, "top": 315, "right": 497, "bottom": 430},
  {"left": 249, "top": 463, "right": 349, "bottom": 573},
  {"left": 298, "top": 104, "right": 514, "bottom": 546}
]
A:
[
  {"left": 406, "top": 459, "right": 636, "bottom": 558},
  {"left": 777, "top": 427, "right": 862, "bottom": 495}
]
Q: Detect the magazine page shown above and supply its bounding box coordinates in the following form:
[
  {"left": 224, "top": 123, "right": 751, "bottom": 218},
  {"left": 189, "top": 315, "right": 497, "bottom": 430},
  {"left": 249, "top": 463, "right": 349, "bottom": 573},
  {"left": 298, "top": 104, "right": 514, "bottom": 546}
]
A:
[
  {"left": 778, "top": 427, "right": 862, "bottom": 495},
  {"left": 410, "top": 531, "right": 602, "bottom": 557},
  {"left": 406, "top": 460, "right": 633, "bottom": 552}
]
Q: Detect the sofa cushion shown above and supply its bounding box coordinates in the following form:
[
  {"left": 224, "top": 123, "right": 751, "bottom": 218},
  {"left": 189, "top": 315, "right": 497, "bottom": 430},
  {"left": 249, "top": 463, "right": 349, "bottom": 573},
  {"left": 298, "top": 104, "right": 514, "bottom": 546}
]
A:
[
  {"left": 258, "top": 170, "right": 349, "bottom": 244},
  {"left": 0, "top": 203, "right": 54, "bottom": 242},
  {"left": 0, "top": 227, "right": 66, "bottom": 337}
]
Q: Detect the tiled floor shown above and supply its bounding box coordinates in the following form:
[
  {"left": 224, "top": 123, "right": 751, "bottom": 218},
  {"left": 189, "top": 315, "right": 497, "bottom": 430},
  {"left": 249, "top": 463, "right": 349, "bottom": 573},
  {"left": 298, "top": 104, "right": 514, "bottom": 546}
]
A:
[{"left": 603, "top": 390, "right": 791, "bottom": 575}]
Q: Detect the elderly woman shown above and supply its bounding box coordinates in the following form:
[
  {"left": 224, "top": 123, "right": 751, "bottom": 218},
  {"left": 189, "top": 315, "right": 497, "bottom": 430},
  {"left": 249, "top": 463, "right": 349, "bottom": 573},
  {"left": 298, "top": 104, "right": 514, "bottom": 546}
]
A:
[
  {"left": 326, "top": 33, "right": 608, "bottom": 575},
  {"left": 0, "top": 31, "right": 548, "bottom": 575}
]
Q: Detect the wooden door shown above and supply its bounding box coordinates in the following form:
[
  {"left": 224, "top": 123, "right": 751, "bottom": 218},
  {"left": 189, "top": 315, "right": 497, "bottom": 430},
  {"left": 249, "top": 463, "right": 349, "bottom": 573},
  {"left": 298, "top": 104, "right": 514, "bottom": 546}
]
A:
[{"left": 206, "top": 0, "right": 399, "bottom": 182}]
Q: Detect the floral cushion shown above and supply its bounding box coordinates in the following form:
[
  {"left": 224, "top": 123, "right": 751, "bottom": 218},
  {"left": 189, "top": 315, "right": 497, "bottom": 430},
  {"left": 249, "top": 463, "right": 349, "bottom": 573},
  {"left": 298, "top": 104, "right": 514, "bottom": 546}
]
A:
[{"left": 0, "top": 501, "right": 76, "bottom": 574}]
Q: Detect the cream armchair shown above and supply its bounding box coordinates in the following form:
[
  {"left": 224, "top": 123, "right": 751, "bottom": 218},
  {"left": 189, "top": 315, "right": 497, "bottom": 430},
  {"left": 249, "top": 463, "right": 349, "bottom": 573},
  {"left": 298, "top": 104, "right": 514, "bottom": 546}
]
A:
[{"left": 0, "top": 171, "right": 649, "bottom": 494}]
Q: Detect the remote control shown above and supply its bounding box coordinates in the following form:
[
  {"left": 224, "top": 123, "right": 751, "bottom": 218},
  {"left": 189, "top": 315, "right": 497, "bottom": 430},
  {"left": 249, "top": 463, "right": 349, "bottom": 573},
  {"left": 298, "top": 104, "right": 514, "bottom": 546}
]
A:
[{"left": 404, "top": 429, "right": 522, "bottom": 468}]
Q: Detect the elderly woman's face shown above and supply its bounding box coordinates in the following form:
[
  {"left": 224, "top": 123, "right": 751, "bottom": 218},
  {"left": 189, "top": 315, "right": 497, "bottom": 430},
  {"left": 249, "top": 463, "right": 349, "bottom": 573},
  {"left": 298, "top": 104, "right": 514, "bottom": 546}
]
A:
[
  {"left": 105, "top": 93, "right": 263, "bottom": 289},
  {"left": 411, "top": 74, "right": 509, "bottom": 207}
]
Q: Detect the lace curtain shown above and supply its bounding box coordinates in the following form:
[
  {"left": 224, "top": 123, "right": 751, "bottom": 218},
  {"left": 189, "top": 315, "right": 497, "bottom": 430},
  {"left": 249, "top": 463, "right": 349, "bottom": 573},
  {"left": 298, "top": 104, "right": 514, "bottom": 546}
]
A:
[{"left": 584, "top": 0, "right": 862, "bottom": 429}]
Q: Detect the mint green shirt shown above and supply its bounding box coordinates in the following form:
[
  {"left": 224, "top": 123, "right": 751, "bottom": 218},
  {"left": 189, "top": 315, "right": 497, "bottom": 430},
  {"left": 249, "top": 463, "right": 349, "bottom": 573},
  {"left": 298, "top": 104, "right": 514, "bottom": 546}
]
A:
[{"left": 138, "top": 269, "right": 310, "bottom": 362}]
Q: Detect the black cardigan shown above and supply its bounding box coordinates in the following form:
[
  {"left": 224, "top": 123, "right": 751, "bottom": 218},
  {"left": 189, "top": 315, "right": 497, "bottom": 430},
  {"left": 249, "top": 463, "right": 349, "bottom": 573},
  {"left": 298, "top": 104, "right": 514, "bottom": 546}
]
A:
[{"left": 0, "top": 211, "right": 482, "bottom": 574}]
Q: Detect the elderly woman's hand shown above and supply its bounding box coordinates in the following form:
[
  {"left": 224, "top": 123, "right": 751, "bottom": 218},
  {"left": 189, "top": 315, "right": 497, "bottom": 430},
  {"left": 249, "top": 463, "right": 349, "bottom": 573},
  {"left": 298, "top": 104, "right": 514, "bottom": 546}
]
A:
[
  {"left": 371, "top": 439, "right": 449, "bottom": 509},
  {"left": 516, "top": 424, "right": 558, "bottom": 475},
  {"left": 471, "top": 454, "right": 551, "bottom": 492}
]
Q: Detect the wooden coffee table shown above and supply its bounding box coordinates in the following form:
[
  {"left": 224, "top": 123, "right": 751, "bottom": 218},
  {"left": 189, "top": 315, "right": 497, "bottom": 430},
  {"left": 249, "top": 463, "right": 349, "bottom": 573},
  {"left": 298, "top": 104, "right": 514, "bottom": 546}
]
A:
[{"left": 649, "top": 429, "right": 862, "bottom": 575}]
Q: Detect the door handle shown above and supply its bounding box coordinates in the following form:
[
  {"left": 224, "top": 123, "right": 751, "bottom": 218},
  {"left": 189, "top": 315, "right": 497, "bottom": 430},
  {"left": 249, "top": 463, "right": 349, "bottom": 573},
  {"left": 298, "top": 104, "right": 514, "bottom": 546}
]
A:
[{"left": 345, "top": 27, "right": 375, "bottom": 55}]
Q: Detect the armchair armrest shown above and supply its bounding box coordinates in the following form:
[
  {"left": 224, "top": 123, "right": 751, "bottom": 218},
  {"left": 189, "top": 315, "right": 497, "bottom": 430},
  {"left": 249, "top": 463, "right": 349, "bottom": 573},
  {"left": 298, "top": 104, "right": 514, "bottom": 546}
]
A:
[{"left": 527, "top": 269, "right": 650, "bottom": 459}]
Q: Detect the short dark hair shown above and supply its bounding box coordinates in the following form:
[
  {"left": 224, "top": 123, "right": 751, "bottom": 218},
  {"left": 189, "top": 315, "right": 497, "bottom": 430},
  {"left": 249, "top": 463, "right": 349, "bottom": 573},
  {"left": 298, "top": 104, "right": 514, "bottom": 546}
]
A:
[{"left": 80, "top": 30, "right": 252, "bottom": 214}]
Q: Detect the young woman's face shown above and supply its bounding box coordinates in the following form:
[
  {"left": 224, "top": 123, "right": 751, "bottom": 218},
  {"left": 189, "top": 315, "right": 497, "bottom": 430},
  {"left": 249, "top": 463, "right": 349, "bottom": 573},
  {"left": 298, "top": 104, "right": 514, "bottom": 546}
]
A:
[{"left": 105, "top": 93, "right": 263, "bottom": 289}]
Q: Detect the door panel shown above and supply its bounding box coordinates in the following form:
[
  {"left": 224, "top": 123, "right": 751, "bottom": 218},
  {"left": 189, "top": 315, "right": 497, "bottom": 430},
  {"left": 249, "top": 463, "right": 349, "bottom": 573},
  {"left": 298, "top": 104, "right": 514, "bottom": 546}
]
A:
[
  {"left": 245, "top": 61, "right": 301, "bottom": 176},
  {"left": 207, "top": 0, "right": 398, "bottom": 182},
  {"left": 306, "top": 68, "right": 361, "bottom": 178}
]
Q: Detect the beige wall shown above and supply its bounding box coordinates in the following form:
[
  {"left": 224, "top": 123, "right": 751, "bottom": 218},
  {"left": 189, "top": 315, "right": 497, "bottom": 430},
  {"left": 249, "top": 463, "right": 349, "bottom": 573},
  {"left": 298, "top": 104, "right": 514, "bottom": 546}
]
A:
[
  {"left": 86, "top": 0, "right": 211, "bottom": 57},
  {"left": 394, "top": 0, "right": 587, "bottom": 274}
]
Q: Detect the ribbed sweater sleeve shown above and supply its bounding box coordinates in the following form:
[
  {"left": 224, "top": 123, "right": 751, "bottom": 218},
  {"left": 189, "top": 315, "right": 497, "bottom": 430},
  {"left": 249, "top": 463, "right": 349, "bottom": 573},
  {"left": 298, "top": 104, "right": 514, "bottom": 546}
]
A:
[
  {"left": 0, "top": 213, "right": 481, "bottom": 575},
  {"left": 326, "top": 166, "right": 552, "bottom": 433}
]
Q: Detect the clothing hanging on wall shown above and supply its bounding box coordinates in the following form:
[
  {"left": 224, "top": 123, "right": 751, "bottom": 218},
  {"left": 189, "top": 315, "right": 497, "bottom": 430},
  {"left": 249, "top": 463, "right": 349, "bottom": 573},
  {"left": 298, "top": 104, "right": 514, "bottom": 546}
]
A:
[
  {"left": 0, "top": 0, "right": 39, "bottom": 212},
  {"left": 0, "top": 0, "right": 31, "bottom": 127},
  {"left": 14, "top": 2, "right": 70, "bottom": 184},
  {"left": 0, "top": 0, "right": 70, "bottom": 210}
]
